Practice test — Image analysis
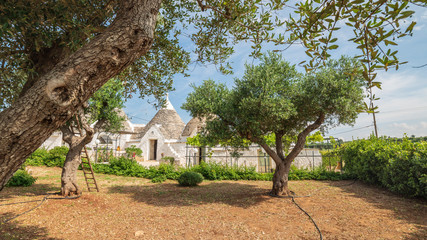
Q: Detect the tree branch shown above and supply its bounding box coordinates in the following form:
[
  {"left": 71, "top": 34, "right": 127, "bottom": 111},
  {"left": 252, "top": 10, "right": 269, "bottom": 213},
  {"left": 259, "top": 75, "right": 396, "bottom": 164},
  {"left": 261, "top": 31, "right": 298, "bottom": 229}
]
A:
[
  {"left": 76, "top": 109, "right": 94, "bottom": 145},
  {"left": 285, "top": 113, "right": 325, "bottom": 163},
  {"left": 275, "top": 132, "right": 286, "bottom": 160},
  {"left": 259, "top": 142, "right": 283, "bottom": 165},
  {"left": 243, "top": 132, "right": 282, "bottom": 165},
  {"left": 196, "top": 0, "right": 258, "bottom": 31},
  {"left": 60, "top": 125, "right": 74, "bottom": 144}
]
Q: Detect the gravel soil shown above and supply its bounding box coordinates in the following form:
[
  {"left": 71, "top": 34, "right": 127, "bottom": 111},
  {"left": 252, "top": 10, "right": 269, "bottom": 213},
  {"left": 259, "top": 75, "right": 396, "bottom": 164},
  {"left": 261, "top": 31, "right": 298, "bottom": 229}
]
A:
[{"left": 1, "top": 166, "right": 426, "bottom": 240}]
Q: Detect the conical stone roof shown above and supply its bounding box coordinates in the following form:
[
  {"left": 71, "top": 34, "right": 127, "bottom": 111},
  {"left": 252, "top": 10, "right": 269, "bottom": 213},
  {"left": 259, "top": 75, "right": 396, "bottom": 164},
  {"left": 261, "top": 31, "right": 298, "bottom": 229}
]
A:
[
  {"left": 137, "top": 96, "right": 185, "bottom": 140},
  {"left": 181, "top": 117, "right": 205, "bottom": 137}
]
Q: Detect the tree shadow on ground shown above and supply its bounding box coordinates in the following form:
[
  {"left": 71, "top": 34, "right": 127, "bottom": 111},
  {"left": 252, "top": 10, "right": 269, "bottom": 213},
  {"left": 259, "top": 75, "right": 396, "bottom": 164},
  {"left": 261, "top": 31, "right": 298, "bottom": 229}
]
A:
[
  {"left": 0, "top": 213, "right": 62, "bottom": 240},
  {"left": 0, "top": 184, "right": 59, "bottom": 202},
  {"left": 327, "top": 181, "right": 426, "bottom": 240},
  {"left": 108, "top": 181, "right": 271, "bottom": 208}
]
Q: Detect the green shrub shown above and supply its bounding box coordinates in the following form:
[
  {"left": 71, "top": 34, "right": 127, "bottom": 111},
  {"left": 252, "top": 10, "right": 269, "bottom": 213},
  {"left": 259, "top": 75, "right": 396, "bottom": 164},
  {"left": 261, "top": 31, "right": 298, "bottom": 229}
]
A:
[
  {"left": 26, "top": 148, "right": 50, "bottom": 166},
  {"left": 155, "top": 163, "right": 181, "bottom": 180},
  {"left": 381, "top": 154, "right": 427, "bottom": 197},
  {"left": 161, "top": 156, "right": 175, "bottom": 165},
  {"left": 6, "top": 170, "right": 37, "bottom": 187},
  {"left": 92, "top": 156, "right": 351, "bottom": 183},
  {"left": 125, "top": 145, "right": 143, "bottom": 158},
  {"left": 91, "top": 163, "right": 112, "bottom": 174},
  {"left": 45, "top": 146, "right": 69, "bottom": 167},
  {"left": 320, "top": 150, "right": 341, "bottom": 169},
  {"left": 340, "top": 136, "right": 427, "bottom": 198},
  {"left": 189, "top": 162, "right": 258, "bottom": 180},
  {"left": 178, "top": 171, "right": 204, "bottom": 186},
  {"left": 25, "top": 146, "right": 68, "bottom": 167},
  {"left": 288, "top": 166, "right": 351, "bottom": 181},
  {"left": 105, "top": 157, "right": 147, "bottom": 177}
]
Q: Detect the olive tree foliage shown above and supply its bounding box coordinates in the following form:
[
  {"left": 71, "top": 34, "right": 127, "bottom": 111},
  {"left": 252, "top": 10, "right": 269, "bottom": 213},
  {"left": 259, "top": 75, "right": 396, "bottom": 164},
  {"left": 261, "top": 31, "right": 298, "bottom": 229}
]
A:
[
  {"left": 0, "top": 0, "right": 192, "bottom": 110},
  {"left": 0, "top": 0, "right": 424, "bottom": 189},
  {"left": 182, "top": 53, "right": 365, "bottom": 195},
  {"left": 86, "top": 78, "right": 126, "bottom": 132}
]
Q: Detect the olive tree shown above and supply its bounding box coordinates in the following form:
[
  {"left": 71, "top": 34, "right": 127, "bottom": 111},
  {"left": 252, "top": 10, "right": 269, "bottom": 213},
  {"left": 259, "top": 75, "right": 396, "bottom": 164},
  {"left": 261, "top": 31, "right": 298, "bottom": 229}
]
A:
[
  {"left": 60, "top": 78, "right": 125, "bottom": 196},
  {"left": 182, "top": 53, "right": 364, "bottom": 196},
  {"left": 0, "top": 0, "right": 422, "bottom": 190}
]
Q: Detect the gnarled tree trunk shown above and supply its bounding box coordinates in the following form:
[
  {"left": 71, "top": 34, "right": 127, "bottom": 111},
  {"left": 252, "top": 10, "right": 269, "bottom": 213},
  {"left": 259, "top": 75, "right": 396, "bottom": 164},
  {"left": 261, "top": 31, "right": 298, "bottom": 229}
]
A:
[
  {"left": 61, "top": 141, "right": 85, "bottom": 196},
  {"left": 271, "top": 161, "right": 293, "bottom": 196},
  {"left": 0, "top": 0, "right": 162, "bottom": 191},
  {"left": 60, "top": 110, "right": 95, "bottom": 196},
  {"left": 262, "top": 113, "right": 325, "bottom": 196}
]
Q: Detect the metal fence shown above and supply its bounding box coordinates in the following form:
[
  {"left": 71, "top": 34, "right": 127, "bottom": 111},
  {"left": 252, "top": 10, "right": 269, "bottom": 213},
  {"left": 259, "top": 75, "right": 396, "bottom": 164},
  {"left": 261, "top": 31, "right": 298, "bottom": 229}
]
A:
[
  {"left": 185, "top": 145, "right": 343, "bottom": 173},
  {"left": 184, "top": 145, "right": 262, "bottom": 169}
]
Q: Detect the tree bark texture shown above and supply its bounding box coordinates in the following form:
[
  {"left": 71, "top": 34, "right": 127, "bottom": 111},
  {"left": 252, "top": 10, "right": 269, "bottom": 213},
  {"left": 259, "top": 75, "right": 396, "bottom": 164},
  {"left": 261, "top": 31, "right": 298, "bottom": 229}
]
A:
[
  {"left": 61, "top": 142, "right": 84, "bottom": 196},
  {"left": 0, "top": 0, "right": 162, "bottom": 190},
  {"left": 271, "top": 160, "right": 292, "bottom": 196}
]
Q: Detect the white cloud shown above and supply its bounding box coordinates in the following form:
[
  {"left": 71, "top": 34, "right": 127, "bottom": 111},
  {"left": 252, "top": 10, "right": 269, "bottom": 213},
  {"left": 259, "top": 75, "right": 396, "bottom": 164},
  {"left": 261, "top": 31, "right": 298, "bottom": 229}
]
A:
[
  {"left": 414, "top": 24, "right": 425, "bottom": 31},
  {"left": 390, "top": 122, "right": 415, "bottom": 131}
]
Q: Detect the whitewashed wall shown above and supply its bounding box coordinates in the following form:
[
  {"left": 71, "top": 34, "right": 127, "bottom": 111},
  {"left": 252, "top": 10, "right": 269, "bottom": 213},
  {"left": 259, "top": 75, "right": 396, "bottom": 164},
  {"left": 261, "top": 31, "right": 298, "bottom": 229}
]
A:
[
  {"left": 40, "top": 131, "right": 64, "bottom": 149},
  {"left": 137, "top": 125, "right": 183, "bottom": 161}
]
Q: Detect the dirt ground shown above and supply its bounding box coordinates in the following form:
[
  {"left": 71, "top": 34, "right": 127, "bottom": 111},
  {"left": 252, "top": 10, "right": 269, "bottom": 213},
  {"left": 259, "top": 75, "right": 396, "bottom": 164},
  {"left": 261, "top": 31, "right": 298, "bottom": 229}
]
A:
[{"left": 1, "top": 166, "right": 426, "bottom": 240}]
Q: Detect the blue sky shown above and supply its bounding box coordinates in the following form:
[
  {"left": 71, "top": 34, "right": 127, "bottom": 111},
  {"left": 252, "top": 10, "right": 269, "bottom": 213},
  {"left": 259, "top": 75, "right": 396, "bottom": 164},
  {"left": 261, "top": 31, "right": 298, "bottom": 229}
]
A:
[{"left": 124, "top": 6, "right": 427, "bottom": 141}]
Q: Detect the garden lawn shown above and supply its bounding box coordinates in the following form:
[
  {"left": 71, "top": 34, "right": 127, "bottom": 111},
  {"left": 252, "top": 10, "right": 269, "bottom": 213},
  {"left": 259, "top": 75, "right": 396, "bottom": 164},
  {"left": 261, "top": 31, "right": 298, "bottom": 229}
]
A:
[{"left": 1, "top": 166, "right": 426, "bottom": 240}]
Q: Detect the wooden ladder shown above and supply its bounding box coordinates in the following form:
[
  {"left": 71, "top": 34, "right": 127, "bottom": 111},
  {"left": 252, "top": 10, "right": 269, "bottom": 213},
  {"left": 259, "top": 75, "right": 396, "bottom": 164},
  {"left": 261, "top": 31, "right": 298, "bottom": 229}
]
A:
[
  {"left": 75, "top": 115, "right": 99, "bottom": 192},
  {"left": 80, "top": 146, "right": 99, "bottom": 192}
]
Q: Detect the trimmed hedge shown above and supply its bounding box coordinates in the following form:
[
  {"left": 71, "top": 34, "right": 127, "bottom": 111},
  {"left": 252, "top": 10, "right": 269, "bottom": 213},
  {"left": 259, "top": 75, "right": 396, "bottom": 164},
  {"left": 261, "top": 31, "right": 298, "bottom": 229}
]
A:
[
  {"left": 178, "top": 172, "right": 204, "bottom": 186},
  {"left": 340, "top": 136, "right": 427, "bottom": 198}
]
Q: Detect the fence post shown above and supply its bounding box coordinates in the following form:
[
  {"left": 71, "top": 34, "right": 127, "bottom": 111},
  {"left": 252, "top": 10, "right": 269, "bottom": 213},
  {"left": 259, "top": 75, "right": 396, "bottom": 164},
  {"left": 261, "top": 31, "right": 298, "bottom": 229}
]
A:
[
  {"left": 185, "top": 145, "right": 188, "bottom": 168},
  {"left": 264, "top": 153, "right": 267, "bottom": 173},
  {"left": 312, "top": 150, "right": 315, "bottom": 170}
]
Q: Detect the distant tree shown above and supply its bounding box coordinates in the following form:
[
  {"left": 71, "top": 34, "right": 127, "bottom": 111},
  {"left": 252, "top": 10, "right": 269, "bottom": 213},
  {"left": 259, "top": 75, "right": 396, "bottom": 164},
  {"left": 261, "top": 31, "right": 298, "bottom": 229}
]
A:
[
  {"left": 60, "top": 78, "right": 125, "bottom": 196},
  {"left": 183, "top": 53, "right": 364, "bottom": 196},
  {"left": 307, "top": 131, "right": 324, "bottom": 144}
]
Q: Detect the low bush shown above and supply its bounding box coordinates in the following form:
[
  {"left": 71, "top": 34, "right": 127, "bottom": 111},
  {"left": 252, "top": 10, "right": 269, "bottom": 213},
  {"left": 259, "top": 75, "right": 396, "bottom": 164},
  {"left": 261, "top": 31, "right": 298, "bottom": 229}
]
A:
[
  {"left": 340, "top": 136, "right": 427, "bottom": 198},
  {"left": 188, "top": 161, "right": 263, "bottom": 180},
  {"left": 161, "top": 156, "right": 175, "bottom": 165},
  {"left": 178, "top": 171, "right": 204, "bottom": 186},
  {"left": 26, "top": 148, "right": 49, "bottom": 166},
  {"left": 93, "top": 158, "right": 180, "bottom": 183},
  {"left": 25, "top": 146, "right": 69, "bottom": 167},
  {"left": 288, "top": 166, "right": 352, "bottom": 181},
  {"left": 125, "top": 145, "right": 143, "bottom": 158},
  {"left": 93, "top": 157, "right": 147, "bottom": 177},
  {"left": 6, "top": 170, "right": 37, "bottom": 187},
  {"left": 45, "top": 146, "right": 68, "bottom": 167},
  {"left": 153, "top": 163, "right": 181, "bottom": 180},
  {"left": 91, "top": 156, "right": 351, "bottom": 184}
]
